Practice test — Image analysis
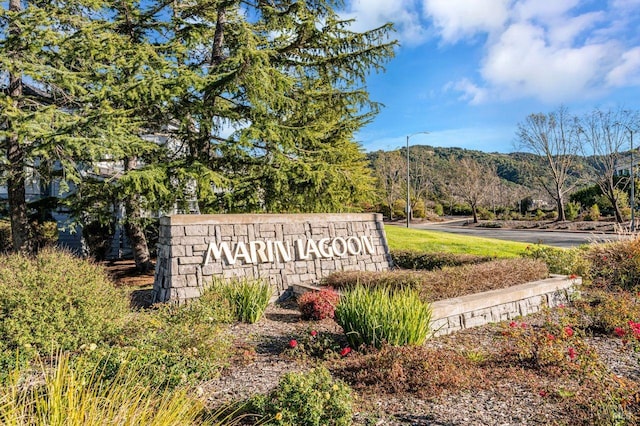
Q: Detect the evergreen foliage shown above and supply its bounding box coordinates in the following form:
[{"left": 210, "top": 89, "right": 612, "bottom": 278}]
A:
[{"left": 1, "top": 0, "right": 395, "bottom": 255}]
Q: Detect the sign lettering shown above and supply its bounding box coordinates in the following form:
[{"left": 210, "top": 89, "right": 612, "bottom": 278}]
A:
[{"left": 204, "top": 236, "right": 376, "bottom": 265}]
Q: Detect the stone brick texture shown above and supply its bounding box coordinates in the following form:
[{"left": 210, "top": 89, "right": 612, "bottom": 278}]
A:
[{"left": 153, "top": 213, "right": 392, "bottom": 303}]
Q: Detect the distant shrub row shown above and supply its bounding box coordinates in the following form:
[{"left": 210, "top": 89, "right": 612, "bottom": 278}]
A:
[{"left": 390, "top": 249, "right": 494, "bottom": 270}]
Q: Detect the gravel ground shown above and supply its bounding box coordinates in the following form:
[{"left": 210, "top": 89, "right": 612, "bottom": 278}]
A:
[{"left": 204, "top": 301, "right": 640, "bottom": 425}]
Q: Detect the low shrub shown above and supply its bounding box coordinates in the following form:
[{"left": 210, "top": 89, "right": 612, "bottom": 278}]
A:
[
  {"left": 573, "top": 289, "right": 640, "bottom": 335},
  {"left": 334, "top": 345, "right": 482, "bottom": 399},
  {"left": 417, "top": 258, "right": 548, "bottom": 301},
  {"left": 335, "top": 285, "right": 432, "bottom": 348},
  {"left": 521, "top": 244, "right": 589, "bottom": 276},
  {"left": 285, "top": 329, "right": 350, "bottom": 361},
  {"left": 250, "top": 366, "right": 352, "bottom": 426},
  {"left": 585, "top": 204, "right": 601, "bottom": 221},
  {"left": 212, "top": 277, "right": 272, "bottom": 324},
  {"left": 390, "top": 250, "right": 493, "bottom": 270},
  {"left": 324, "top": 270, "right": 423, "bottom": 292},
  {"left": 0, "top": 248, "right": 129, "bottom": 353},
  {"left": 500, "top": 308, "right": 601, "bottom": 374},
  {"left": 585, "top": 239, "right": 640, "bottom": 290},
  {"left": 80, "top": 291, "right": 234, "bottom": 388},
  {"left": 298, "top": 288, "right": 341, "bottom": 320},
  {"left": 565, "top": 201, "right": 580, "bottom": 221},
  {"left": 326, "top": 258, "right": 548, "bottom": 302}
]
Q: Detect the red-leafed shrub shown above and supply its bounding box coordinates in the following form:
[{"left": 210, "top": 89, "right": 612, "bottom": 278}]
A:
[{"left": 298, "top": 288, "right": 341, "bottom": 320}]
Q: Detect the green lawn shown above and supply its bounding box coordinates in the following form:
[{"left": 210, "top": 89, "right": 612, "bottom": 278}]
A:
[{"left": 384, "top": 225, "right": 533, "bottom": 258}]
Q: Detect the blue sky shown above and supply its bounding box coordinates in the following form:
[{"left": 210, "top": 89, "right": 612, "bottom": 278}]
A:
[{"left": 340, "top": 0, "right": 640, "bottom": 153}]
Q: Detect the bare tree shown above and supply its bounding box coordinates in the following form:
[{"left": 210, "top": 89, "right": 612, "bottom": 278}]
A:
[
  {"left": 516, "top": 106, "right": 581, "bottom": 221},
  {"left": 578, "top": 108, "right": 636, "bottom": 223},
  {"left": 450, "top": 159, "right": 500, "bottom": 223},
  {"left": 371, "top": 151, "right": 405, "bottom": 220},
  {"left": 411, "top": 158, "right": 437, "bottom": 216}
]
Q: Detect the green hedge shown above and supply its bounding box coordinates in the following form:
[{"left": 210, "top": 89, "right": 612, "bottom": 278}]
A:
[{"left": 391, "top": 250, "right": 494, "bottom": 270}]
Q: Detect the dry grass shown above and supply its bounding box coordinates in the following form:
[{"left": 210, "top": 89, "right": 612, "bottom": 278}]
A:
[
  {"left": 333, "top": 345, "right": 486, "bottom": 400},
  {"left": 324, "top": 258, "right": 549, "bottom": 302}
]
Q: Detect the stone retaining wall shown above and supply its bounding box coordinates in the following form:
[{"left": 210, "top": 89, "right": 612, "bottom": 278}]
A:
[
  {"left": 430, "top": 275, "right": 579, "bottom": 336},
  {"left": 153, "top": 213, "right": 392, "bottom": 303}
]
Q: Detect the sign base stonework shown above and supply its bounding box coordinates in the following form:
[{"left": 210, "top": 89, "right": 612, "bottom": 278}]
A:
[{"left": 152, "top": 213, "right": 392, "bottom": 303}]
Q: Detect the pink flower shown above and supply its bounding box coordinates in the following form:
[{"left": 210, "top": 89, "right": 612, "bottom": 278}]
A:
[
  {"left": 539, "top": 390, "right": 547, "bottom": 397},
  {"left": 289, "top": 339, "right": 298, "bottom": 348},
  {"left": 568, "top": 347, "right": 577, "bottom": 360},
  {"left": 310, "top": 330, "right": 318, "bottom": 337},
  {"left": 564, "top": 326, "right": 574, "bottom": 338},
  {"left": 520, "top": 322, "right": 528, "bottom": 329},
  {"left": 340, "top": 347, "right": 352, "bottom": 357},
  {"left": 614, "top": 327, "right": 626, "bottom": 337},
  {"left": 558, "top": 304, "right": 566, "bottom": 309}
]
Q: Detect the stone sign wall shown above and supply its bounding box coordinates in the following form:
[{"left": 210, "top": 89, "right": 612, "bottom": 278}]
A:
[{"left": 152, "top": 213, "right": 392, "bottom": 303}]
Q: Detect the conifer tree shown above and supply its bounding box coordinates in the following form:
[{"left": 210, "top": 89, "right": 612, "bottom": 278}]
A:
[
  {"left": 164, "top": 0, "right": 394, "bottom": 212},
  {"left": 0, "top": 0, "right": 140, "bottom": 252}
]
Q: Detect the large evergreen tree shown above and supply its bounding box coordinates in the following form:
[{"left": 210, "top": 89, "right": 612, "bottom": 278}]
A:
[
  {"left": 0, "top": 0, "right": 143, "bottom": 252},
  {"left": 2, "top": 0, "right": 395, "bottom": 260},
  {"left": 164, "top": 0, "right": 394, "bottom": 212}
]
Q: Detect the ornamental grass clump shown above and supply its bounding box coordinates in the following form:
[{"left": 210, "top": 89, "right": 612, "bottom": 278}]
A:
[
  {"left": 335, "top": 284, "right": 432, "bottom": 348},
  {"left": 0, "top": 353, "right": 238, "bottom": 425},
  {"left": 212, "top": 278, "right": 272, "bottom": 324}
]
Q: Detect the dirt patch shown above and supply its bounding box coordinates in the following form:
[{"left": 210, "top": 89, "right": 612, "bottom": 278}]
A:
[{"left": 102, "top": 259, "right": 155, "bottom": 308}]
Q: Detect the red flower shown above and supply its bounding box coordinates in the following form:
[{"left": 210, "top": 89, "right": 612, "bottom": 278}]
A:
[
  {"left": 340, "top": 347, "right": 352, "bottom": 357},
  {"left": 568, "top": 347, "right": 577, "bottom": 360},
  {"left": 558, "top": 303, "right": 566, "bottom": 309},
  {"left": 289, "top": 339, "right": 298, "bottom": 348},
  {"left": 509, "top": 321, "right": 517, "bottom": 328},
  {"left": 539, "top": 390, "right": 547, "bottom": 397},
  {"left": 568, "top": 274, "right": 578, "bottom": 279},
  {"left": 603, "top": 256, "right": 608, "bottom": 261},
  {"left": 310, "top": 330, "right": 318, "bottom": 337},
  {"left": 614, "top": 327, "right": 626, "bottom": 337},
  {"left": 520, "top": 322, "right": 528, "bottom": 329},
  {"left": 547, "top": 333, "right": 555, "bottom": 341},
  {"left": 564, "top": 326, "right": 574, "bottom": 337}
]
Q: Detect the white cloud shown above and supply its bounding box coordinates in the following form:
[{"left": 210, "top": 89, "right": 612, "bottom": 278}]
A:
[
  {"left": 448, "top": 78, "right": 489, "bottom": 105},
  {"left": 422, "top": 0, "right": 511, "bottom": 43},
  {"left": 479, "top": 22, "right": 617, "bottom": 102},
  {"left": 607, "top": 47, "right": 640, "bottom": 87},
  {"left": 342, "top": 0, "right": 640, "bottom": 104},
  {"left": 423, "top": 0, "right": 640, "bottom": 104},
  {"left": 512, "top": 0, "right": 580, "bottom": 22},
  {"left": 341, "top": 0, "right": 427, "bottom": 45}
]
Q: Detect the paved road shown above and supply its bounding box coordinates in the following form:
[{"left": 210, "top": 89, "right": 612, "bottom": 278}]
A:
[{"left": 411, "top": 222, "right": 630, "bottom": 248}]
